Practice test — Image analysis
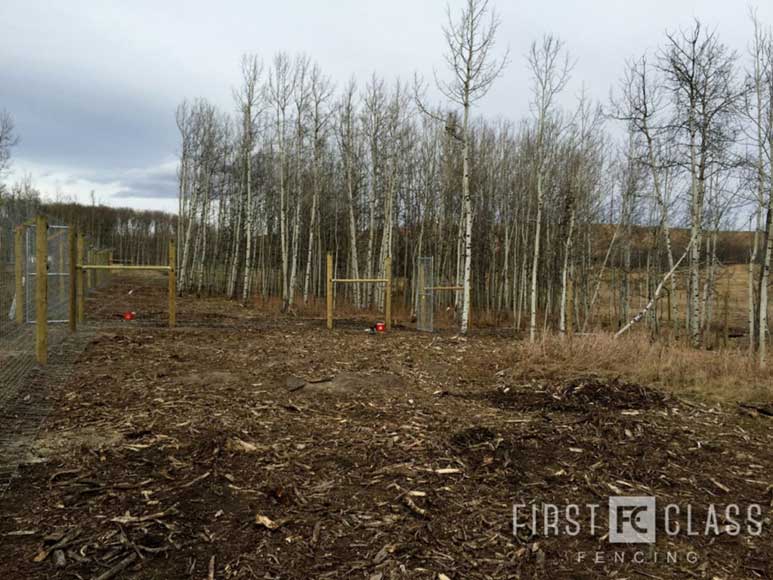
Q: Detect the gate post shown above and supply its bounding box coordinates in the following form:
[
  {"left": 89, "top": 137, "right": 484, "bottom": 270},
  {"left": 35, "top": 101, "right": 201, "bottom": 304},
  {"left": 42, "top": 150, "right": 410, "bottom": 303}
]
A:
[
  {"left": 35, "top": 215, "right": 48, "bottom": 364},
  {"left": 169, "top": 240, "right": 177, "bottom": 328},
  {"left": 77, "top": 233, "right": 85, "bottom": 323},
  {"left": 69, "top": 228, "right": 77, "bottom": 333},
  {"left": 326, "top": 253, "right": 333, "bottom": 330},
  {"left": 565, "top": 270, "right": 574, "bottom": 340},
  {"left": 14, "top": 226, "right": 24, "bottom": 325},
  {"left": 385, "top": 256, "right": 392, "bottom": 331},
  {"left": 86, "top": 248, "right": 94, "bottom": 290}
]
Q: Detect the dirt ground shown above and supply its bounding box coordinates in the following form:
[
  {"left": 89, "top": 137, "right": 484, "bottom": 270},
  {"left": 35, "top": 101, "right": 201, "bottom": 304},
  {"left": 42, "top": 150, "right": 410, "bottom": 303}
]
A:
[{"left": 1, "top": 274, "right": 773, "bottom": 579}]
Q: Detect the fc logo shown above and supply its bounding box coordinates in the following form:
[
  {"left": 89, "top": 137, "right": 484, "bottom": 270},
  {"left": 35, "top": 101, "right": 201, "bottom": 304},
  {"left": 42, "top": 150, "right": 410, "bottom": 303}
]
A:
[{"left": 609, "top": 496, "right": 656, "bottom": 544}]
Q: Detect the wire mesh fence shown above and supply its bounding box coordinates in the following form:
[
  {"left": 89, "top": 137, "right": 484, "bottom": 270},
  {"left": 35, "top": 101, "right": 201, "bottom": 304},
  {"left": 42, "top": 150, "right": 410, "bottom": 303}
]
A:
[
  {"left": 0, "top": 217, "right": 79, "bottom": 404},
  {"left": 1, "top": 220, "right": 175, "bottom": 384},
  {"left": 82, "top": 245, "right": 173, "bottom": 327},
  {"left": 417, "top": 257, "right": 434, "bottom": 332},
  {"left": 87, "top": 270, "right": 170, "bottom": 325},
  {"left": 85, "top": 248, "right": 112, "bottom": 291},
  {"left": 0, "top": 222, "right": 18, "bottom": 341},
  {"left": 1, "top": 216, "right": 35, "bottom": 408},
  {"left": 25, "top": 224, "right": 71, "bottom": 324},
  {"left": 0, "top": 217, "right": 176, "bottom": 498}
]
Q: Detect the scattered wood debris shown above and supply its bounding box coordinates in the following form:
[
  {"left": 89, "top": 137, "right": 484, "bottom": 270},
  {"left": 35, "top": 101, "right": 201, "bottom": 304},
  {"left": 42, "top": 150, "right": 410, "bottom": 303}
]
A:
[{"left": 0, "top": 280, "right": 771, "bottom": 578}]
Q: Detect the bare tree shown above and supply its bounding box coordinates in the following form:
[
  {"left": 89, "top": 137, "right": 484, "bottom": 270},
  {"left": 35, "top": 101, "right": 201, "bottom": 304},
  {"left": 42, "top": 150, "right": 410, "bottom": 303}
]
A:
[
  {"left": 167, "top": 38, "right": 756, "bottom": 346},
  {"left": 336, "top": 79, "right": 363, "bottom": 306},
  {"left": 363, "top": 74, "right": 387, "bottom": 307},
  {"left": 235, "top": 54, "right": 263, "bottom": 302},
  {"left": 747, "top": 11, "right": 773, "bottom": 366},
  {"left": 761, "top": 34, "right": 773, "bottom": 367},
  {"left": 614, "top": 56, "right": 680, "bottom": 329},
  {"left": 527, "top": 35, "right": 571, "bottom": 341},
  {"left": 435, "top": 0, "right": 508, "bottom": 334},
  {"left": 287, "top": 54, "right": 311, "bottom": 310},
  {"left": 267, "top": 52, "right": 296, "bottom": 310},
  {"left": 0, "top": 110, "right": 19, "bottom": 194},
  {"left": 303, "top": 63, "right": 333, "bottom": 304},
  {"left": 660, "top": 21, "right": 742, "bottom": 347}
]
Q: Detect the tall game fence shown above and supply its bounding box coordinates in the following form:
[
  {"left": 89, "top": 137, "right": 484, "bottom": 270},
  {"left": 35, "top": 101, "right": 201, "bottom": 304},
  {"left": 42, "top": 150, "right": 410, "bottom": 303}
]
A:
[
  {"left": 0, "top": 216, "right": 79, "bottom": 403},
  {"left": 1, "top": 216, "right": 37, "bottom": 407},
  {"left": 0, "top": 221, "right": 17, "bottom": 342},
  {"left": 0, "top": 216, "right": 126, "bottom": 403},
  {"left": 415, "top": 256, "right": 464, "bottom": 333},
  {"left": 25, "top": 224, "right": 71, "bottom": 324},
  {"left": 1, "top": 214, "right": 175, "bottom": 495}
]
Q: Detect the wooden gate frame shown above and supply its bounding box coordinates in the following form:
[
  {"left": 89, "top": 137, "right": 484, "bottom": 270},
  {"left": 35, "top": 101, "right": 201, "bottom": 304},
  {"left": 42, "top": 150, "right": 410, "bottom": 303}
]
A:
[
  {"left": 71, "top": 238, "right": 177, "bottom": 331},
  {"left": 326, "top": 252, "right": 391, "bottom": 331},
  {"left": 14, "top": 218, "right": 177, "bottom": 364},
  {"left": 415, "top": 256, "right": 467, "bottom": 332}
]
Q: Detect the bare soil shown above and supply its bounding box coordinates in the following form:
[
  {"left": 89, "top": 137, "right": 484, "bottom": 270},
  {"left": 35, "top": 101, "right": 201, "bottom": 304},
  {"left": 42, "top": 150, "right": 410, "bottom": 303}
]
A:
[{"left": 1, "top": 274, "right": 772, "bottom": 579}]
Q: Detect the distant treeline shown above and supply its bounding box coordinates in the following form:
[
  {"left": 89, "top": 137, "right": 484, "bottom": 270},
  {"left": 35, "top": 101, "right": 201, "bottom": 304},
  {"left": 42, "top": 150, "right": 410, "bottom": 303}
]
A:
[{"left": 0, "top": 186, "right": 174, "bottom": 266}]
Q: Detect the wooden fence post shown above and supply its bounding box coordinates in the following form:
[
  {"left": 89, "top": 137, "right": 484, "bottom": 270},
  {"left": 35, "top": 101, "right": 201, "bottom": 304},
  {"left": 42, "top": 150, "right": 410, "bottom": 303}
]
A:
[
  {"left": 326, "top": 253, "right": 333, "bottom": 330},
  {"left": 77, "top": 233, "right": 85, "bottom": 323},
  {"left": 566, "top": 274, "right": 574, "bottom": 340},
  {"left": 14, "top": 226, "right": 24, "bottom": 325},
  {"left": 723, "top": 283, "right": 730, "bottom": 349},
  {"left": 35, "top": 216, "right": 48, "bottom": 364},
  {"left": 417, "top": 261, "right": 426, "bottom": 327},
  {"left": 169, "top": 240, "right": 177, "bottom": 328},
  {"left": 385, "top": 256, "right": 392, "bottom": 331},
  {"left": 87, "top": 249, "right": 94, "bottom": 290},
  {"left": 94, "top": 250, "right": 100, "bottom": 287},
  {"left": 69, "top": 228, "right": 77, "bottom": 333}
]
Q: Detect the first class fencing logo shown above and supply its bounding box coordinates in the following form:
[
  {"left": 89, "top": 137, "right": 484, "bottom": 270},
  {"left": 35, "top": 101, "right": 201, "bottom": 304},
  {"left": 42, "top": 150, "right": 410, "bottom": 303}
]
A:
[
  {"left": 608, "top": 496, "right": 656, "bottom": 544},
  {"left": 513, "top": 496, "right": 764, "bottom": 565}
]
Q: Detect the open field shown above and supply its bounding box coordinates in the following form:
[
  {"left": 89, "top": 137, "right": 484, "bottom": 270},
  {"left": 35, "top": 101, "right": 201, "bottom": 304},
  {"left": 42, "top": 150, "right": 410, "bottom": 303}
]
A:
[{"left": 1, "top": 273, "right": 773, "bottom": 579}]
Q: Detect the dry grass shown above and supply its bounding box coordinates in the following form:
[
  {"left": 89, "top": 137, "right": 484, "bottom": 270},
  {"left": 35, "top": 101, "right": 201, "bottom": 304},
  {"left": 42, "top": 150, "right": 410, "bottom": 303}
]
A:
[
  {"left": 512, "top": 332, "right": 773, "bottom": 403},
  {"left": 246, "top": 269, "right": 771, "bottom": 403}
]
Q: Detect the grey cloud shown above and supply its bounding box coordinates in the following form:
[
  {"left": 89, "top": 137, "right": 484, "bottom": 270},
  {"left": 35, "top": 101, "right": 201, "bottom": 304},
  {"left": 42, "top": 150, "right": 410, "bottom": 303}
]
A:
[
  {"left": 0, "top": 65, "right": 177, "bottom": 171},
  {"left": 1, "top": 0, "right": 772, "bottom": 213},
  {"left": 100, "top": 164, "right": 179, "bottom": 199}
]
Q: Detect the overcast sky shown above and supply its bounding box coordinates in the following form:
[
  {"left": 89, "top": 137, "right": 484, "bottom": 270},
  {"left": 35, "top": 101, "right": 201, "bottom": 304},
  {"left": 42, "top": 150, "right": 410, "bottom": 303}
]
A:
[{"left": 2, "top": 0, "right": 772, "bottom": 214}]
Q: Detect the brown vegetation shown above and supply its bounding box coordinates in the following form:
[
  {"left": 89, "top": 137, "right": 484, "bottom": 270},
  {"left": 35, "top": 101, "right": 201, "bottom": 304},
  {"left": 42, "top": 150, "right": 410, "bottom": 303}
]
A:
[{"left": 1, "top": 274, "right": 772, "bottom": 579}]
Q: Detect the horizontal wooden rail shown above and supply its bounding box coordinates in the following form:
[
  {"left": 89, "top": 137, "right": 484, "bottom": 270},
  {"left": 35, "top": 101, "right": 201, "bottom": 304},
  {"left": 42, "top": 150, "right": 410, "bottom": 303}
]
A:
[
  {"left": 78, "top": 264, "right": 171, "bottom": 271},
  {"left": 327, "top": 252, "right": 392, "bottom": 330},
  {"left": 70, "top": 240, "right": 176, "bottom": 330},
  {"left": 332, "top": 278, "right": 387, "bottom": 284},
  {"left": 427, "top": 286, "right": 464, "bottom": 291}
]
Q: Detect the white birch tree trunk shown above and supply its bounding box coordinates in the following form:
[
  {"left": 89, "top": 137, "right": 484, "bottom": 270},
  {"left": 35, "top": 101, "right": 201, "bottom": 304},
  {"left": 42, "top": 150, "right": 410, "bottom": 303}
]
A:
[
  {"left": 460, "top": 104, "right": 472, "bottom": 334},
  {"left": 759, "top": 203, "right": 772, "bottom": 367}
]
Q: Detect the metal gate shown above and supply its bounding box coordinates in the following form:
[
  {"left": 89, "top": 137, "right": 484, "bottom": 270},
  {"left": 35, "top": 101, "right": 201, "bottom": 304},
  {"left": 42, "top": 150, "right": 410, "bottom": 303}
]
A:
[
  {"left": 417, "top": 257, "right": 433, "bottom": 332},
  {"left": 25, "top": 224, "right": 70, "bottom": 324}
]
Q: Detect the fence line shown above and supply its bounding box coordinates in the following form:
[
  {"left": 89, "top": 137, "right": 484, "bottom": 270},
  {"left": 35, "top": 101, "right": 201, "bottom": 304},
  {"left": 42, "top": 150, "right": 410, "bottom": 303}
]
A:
[{"left": 0, "top": 215, "right": 132, "bottom": 402}]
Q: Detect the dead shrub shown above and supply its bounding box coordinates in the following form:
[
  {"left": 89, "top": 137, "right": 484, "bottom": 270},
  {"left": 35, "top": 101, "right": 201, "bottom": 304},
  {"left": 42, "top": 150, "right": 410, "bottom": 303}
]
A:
[{"left": 512, "top": 332, "right": 773, "bottom": 402}]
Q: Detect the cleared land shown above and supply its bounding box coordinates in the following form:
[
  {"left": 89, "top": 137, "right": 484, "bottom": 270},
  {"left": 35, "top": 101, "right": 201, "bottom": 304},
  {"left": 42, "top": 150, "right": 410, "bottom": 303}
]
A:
[{"left": 0, "top": 273, "right": 772, "bottom": 579}]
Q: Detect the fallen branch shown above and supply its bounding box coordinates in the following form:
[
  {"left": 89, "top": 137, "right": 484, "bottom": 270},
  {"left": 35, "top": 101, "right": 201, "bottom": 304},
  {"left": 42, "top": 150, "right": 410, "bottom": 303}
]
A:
[
  {"left": 739, "top": 402, "right": 773, "bottom": 417},
  {"left": 33, "top": 528, "right": 82, "bottom": 563},
  {"left": 615, "top": 236, "right": 695, "bottom": 338},
  {"left": 402, "top": 495, "right": 428, "bottom": 518},
  {"left": 110, "top": 505, "right": 177, "bottom": 525},
  {"left": 93, "top": 552, "right": 139, "bottom": 580},
  {"left": 179, "top": 471, "right": 211, "bottom": 489}
]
